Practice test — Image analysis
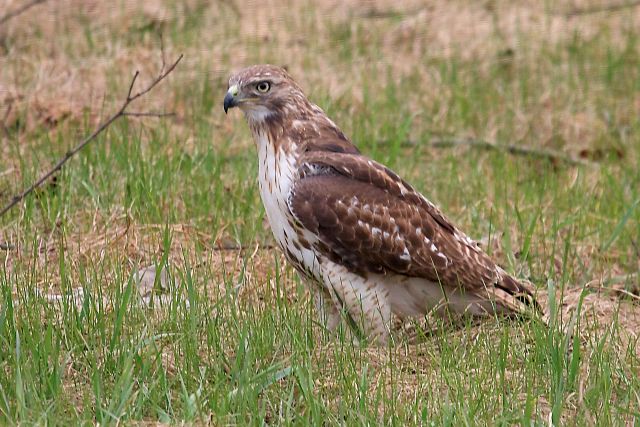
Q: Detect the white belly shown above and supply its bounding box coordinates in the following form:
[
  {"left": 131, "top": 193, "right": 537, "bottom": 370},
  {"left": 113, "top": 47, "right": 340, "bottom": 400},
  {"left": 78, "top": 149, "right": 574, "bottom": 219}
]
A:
[{"left": 256, "top": 134, "right": 322, "bottom": 280}]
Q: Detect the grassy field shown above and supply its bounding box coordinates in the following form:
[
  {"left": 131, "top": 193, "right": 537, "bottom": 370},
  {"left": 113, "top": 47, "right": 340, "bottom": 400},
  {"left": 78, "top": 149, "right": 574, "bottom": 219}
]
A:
[{"left": 1, "top": 0, "right": 639, "bottom": 424}]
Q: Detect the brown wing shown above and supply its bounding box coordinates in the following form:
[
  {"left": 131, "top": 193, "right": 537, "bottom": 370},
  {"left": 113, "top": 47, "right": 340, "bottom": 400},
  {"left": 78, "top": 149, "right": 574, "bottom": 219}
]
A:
[{"left": 290, "top": 151, "right": 537, "bottom": 309}]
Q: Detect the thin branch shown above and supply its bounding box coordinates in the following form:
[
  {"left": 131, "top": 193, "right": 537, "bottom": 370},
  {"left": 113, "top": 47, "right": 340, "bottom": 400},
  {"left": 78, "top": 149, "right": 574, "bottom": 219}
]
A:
[
  {"left": 0, "top": 0, "right": 48, "bottom": 26},
  {"left": 126, "top": 72, "right": 140, "bottom": 100},
  {"left": 564, "top": 0, "right": 640, "bottom": 16},
  {"left": 0, "top": 54, "right": 183, "bottom": 218},
  {"left": 425, "top": 138, "right": 593, "bottom": 167},
  {"left": 129, "top": 54, "right": 181, "bottom": 102}
]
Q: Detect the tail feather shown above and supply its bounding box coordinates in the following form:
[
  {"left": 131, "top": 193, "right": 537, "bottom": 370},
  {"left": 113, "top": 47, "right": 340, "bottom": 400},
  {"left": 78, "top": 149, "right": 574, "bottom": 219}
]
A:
[{"left": 494, "top": 270, "right": 544, "bottom": 317}]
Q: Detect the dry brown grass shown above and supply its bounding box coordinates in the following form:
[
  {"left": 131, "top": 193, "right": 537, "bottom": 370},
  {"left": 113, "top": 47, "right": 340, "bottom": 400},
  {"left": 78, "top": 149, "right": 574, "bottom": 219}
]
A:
[{"left": 2, "top": 0, "right": 639, "bottom": 134}]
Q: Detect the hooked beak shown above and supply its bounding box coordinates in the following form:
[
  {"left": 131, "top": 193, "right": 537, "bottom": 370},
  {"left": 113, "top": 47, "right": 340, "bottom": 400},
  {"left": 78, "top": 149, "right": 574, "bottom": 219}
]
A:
[{"left": 223, "top": 84, "right": 239, "bottom": 114}]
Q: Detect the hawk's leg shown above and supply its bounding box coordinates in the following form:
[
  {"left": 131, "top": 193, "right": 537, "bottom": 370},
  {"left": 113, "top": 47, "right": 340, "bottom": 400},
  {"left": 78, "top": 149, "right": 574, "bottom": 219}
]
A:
[
  {"left": 314, "top": 288, "right": 341, "bottom": 333},
  {"left": 323, "top": 266, "right": 392, "bottom": 345}
]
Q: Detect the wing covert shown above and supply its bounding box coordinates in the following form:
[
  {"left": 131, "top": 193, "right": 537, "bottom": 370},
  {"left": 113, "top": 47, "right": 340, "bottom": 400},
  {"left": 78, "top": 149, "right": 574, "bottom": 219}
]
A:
[{"left": 289, "top": 154, "right": 503, "bottom": 291}]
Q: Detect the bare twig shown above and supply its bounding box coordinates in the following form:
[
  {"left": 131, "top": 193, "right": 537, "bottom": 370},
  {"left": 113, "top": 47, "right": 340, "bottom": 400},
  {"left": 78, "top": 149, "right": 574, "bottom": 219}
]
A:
[
  {"left": 425, "top": 138, "right": 593, "bottom": 167},
  {"left": 564, "top": 0, "right": 640, "bottom": 16},
  {"left": 0, "top": 54, "right": 183, "bottom": 218},
  {"left": 0, "top": 0, "right": 47, "bottom": 26}
]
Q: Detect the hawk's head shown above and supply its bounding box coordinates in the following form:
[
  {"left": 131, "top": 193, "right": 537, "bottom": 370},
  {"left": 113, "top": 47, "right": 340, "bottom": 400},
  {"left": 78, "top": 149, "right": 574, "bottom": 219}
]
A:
[{"left": 223, "top": 65, "right": 308, "bottom": 124}]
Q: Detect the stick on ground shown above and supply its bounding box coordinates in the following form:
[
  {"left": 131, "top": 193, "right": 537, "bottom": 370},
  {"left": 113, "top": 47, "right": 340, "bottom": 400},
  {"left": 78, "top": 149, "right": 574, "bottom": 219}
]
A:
[
  {"left": 427, "top": 138, "right": 593, "bottom": 167},
  {"left": 0, "top": 54, "right": 183, "bottom": 218}
]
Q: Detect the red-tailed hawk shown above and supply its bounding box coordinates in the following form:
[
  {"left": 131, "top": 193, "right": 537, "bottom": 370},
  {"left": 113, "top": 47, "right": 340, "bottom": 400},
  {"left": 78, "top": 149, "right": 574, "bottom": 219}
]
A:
[{"left": 224, "top": 65, "right": 539, "bottom": 343}]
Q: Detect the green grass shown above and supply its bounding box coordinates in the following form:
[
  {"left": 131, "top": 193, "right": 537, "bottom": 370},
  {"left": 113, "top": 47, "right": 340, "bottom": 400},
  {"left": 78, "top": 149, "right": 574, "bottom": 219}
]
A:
[{"left": 1, "top": 1, "right": 640, "bottom": 424}]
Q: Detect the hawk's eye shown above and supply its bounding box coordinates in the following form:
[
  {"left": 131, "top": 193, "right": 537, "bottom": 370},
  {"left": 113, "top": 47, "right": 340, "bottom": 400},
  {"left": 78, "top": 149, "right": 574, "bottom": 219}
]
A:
[{"left": 256, "top": 81, "right": 271, "bottom": 93}]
